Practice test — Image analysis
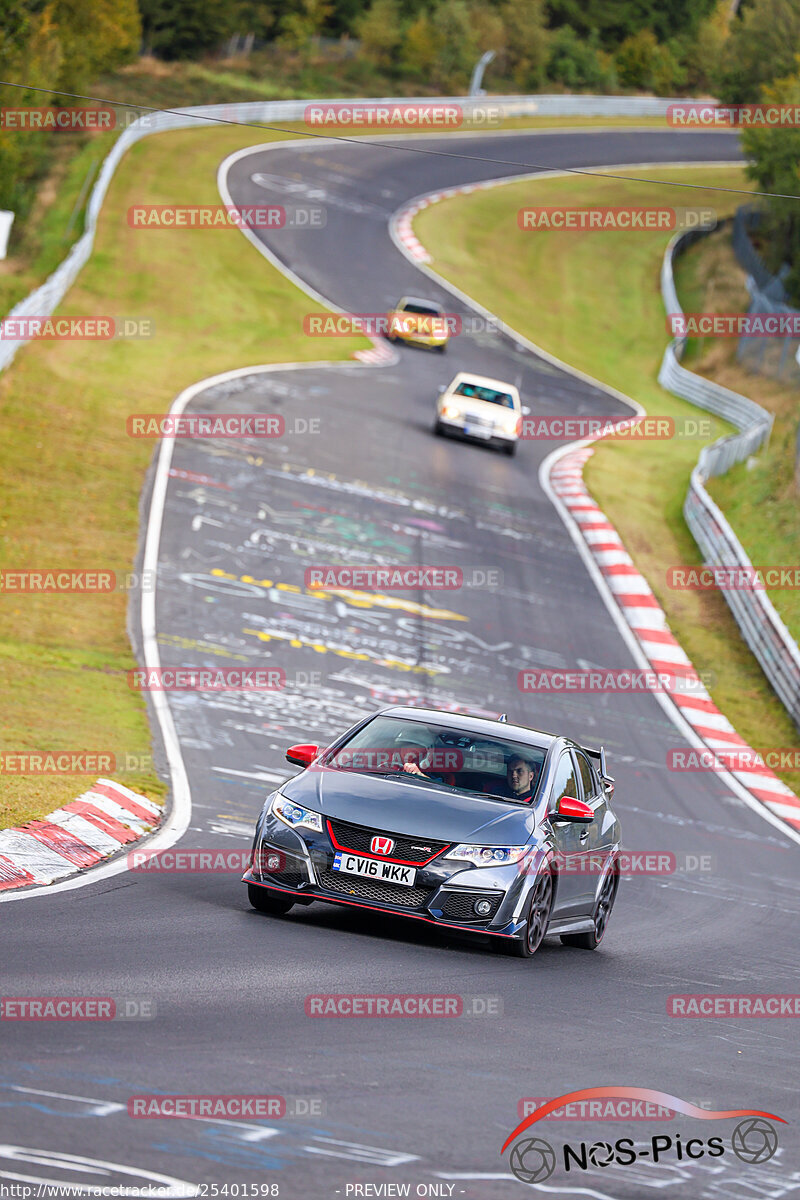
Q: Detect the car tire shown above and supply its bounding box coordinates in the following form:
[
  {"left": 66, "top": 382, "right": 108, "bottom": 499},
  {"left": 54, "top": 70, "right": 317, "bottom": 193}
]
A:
[
  {"left": 503, "top": 441, "right": 516, "bottom": 457},
  {"left": 434, "top": 421, "right": 447, "bottom": 437},
  {"left": 561, "top": 862, "right": 619, "bottom": 950},
  {"left": 437, "top": 344, "right": 446, "bottom": 353},
  {"left": 507, "top": 869, "right": 554, "bottom": 958},
  {"left": 248, "top": 883, "right": 294, "bottom": 916}
]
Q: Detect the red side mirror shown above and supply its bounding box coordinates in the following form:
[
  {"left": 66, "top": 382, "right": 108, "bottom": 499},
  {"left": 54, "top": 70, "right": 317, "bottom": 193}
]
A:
[
  {"left": 553, "top": 796, "right": 594, "bottom": 824},
  {"left": 285, "top": 743, "right": 319, "bottom": 768}
]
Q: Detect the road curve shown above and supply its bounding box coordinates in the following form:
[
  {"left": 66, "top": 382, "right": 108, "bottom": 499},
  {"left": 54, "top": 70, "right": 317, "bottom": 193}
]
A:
[{"left": 3, "top": 129, "right": 798, "bottom": 1200}]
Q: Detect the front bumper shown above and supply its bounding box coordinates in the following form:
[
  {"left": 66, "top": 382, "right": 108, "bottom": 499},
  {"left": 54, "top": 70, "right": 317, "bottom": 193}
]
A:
[{"left": 243, "top": 814, "right": 530, "bottom": 940}]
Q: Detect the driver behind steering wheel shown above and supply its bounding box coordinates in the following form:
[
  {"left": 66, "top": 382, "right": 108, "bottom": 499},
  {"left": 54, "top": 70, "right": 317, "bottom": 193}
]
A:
[{"left": 393, "top": 727, "right": 452, "bottom": 783}]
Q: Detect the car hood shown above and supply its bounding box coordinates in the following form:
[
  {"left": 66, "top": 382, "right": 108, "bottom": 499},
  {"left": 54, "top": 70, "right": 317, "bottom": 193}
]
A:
[
  {"left": 440, "top": 396, "right": 518, "bottom": 423},
  {"left": 281, "top": 768, "right": 535, "bottom": 844}
]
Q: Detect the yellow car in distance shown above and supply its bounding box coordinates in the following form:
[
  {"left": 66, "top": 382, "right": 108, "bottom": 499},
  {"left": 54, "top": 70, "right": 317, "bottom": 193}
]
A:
[{"left": 385, "top": 297, "right": 450, "bottom": 351}]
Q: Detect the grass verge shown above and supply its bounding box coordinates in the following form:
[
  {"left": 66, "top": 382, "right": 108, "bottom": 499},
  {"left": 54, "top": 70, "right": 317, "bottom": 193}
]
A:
[
  {"left": 0, "top": 124, "right": 367, "bottom": 828},
  {"left": 673, "top": 228, "right": 800, "bottom": 642},
  {"left": 414, "top": 167, "right": 800, "bottom": 789}
]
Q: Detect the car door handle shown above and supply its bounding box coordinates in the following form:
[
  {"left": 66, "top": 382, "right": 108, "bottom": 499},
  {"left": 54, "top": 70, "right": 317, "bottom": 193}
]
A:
[{"left": 579, "top": 829, "right": 589, "bottom": 842}]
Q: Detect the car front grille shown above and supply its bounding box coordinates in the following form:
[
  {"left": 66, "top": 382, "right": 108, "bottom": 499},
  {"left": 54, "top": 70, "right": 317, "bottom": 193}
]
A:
[
  {"left": 439, "top": 890, "right": 503, "bottom": 923},
  {"left": 318, "top": 870, "right": 429, "bottom": 909},
  {"left": 328, "top": 818, "right": 450, "bottom": 865}
]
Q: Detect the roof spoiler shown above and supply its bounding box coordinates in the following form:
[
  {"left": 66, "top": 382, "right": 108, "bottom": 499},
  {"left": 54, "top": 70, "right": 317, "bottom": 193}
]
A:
[{"left": 585, "top": 745, "right": 615, "bottom": 786}]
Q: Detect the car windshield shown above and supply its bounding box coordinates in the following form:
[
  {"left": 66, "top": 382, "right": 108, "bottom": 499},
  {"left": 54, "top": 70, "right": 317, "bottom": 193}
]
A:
[
  {"left": 322, "top": 715, "right": 547, "bottom": 805},
  {"left": 401, "top": 302, "right": 441, "bottom": 316},
  {"left": 453, "top": 382, "right": 515, "bottom": 408}
]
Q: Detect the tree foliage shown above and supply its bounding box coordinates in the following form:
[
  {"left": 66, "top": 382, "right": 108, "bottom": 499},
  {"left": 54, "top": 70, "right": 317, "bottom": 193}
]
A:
[
  {"left": 0, "top": 0, "right": 139, "bottom": 218},
  {"left": 741, "top": 67, "right": 800, "bottom": 303},
  {"left": 714, "top": 0, "right": 800, "bottom": 103}
]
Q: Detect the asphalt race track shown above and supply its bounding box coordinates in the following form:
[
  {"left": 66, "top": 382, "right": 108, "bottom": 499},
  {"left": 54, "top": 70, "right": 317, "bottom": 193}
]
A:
[{"left": 4, "top": 129, "right": 799, "bottom": 1199}]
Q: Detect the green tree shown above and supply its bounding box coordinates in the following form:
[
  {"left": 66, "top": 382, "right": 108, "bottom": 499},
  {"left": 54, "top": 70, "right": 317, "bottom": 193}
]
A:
[
  {"left": 615, "top": 28, "right": 659, "bottom": 88},
  {"left": 355, "top": 0, "right": 403, "bottom": 69},
  {"left": 715, "top": 0, "right": 800, "bottom": 103},
  {"left": 741, "top": 67, "right": 800, "bottom": 303},
  {"left": 429, "top": 0, "right": 479, "bottom": 91},
  {"left": 226, "top": 1, "right": 275, "bottom": 42},
  {"left": 682, "top": 0, "right": 730, "bottom": 92},
  {"left": 0, "top": 4, "right": 63, "bottom": 216},
  {"left": 547, "top": 26, "right": 615, "bottom": 90},
  {"left": 651, "top": 39, "right": 686, "bottom": 93},
  {"left": 53, "top": 0, "right": 140, "bottom": 91},
  {"left": 545, "top": 0, "right": 716, "bottom": 49},
  {"left": 139, "top": 0, "right": 232, "bottom": 59},
  {"left": 399, "top": 12, "right": 442, "bottom": 80},
  {"left": 277, "top": 0, "right": 334, "bottom": 50},
  {"left": 500, "top": 0, "right": 549, "bottom": 91}
]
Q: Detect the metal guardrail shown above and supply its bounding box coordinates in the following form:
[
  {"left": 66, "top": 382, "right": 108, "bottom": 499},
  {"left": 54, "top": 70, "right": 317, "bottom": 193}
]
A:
[
  {"left": 660, "top": 231, "right": 800, "bottom": 730},
  {"left": 0, "top": 92, "right": 685, "bottom": 373}
]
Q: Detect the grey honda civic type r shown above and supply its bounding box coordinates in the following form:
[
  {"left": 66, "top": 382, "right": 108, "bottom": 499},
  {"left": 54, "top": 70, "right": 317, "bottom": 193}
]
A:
[{"left": 242, "top": 706, "right": 621, "bottom": 957}]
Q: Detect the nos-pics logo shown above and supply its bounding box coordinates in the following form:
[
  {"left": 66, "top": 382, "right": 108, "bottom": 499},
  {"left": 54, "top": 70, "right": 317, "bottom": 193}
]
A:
[{"left": 502, "top": 1088, "right": 784, "bottom": 1185}]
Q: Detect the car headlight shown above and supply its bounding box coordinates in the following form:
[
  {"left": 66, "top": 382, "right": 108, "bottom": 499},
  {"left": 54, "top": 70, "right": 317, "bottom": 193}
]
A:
[
  {"left": 442, "top": 403, "right": 461, "bottom": 419},
  {"left": 445, "top": 843, "right": 528, "bottom": 866},
  {"left": 503, "top": 413, "right": 520, "bottom": 435},
  {"left": 271, "top": 793, "right": 323, "bottom": 833}
]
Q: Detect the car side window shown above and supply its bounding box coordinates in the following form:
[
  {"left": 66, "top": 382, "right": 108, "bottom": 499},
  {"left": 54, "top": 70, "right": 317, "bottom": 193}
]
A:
[
  {"left": 574, "top": 750, "right": 598, "bottom": 800},
  {"left": 550, "top": 752, "right": 578, "bottom": 805}
]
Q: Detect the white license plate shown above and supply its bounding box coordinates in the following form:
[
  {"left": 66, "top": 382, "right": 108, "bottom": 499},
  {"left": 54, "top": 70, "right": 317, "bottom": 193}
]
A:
[
  {"left": 332, "top": 852, "right": 416, "bottom": 887},
  {"left": 465, "top": 423, "right": 492, "bottom": 440}
]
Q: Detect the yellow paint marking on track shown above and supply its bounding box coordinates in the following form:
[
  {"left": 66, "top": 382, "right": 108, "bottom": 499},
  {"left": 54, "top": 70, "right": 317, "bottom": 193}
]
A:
[{"left": 209, "top": 567, "right": 467, "bottom": 621}]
